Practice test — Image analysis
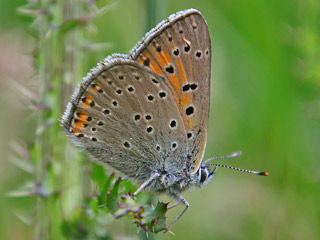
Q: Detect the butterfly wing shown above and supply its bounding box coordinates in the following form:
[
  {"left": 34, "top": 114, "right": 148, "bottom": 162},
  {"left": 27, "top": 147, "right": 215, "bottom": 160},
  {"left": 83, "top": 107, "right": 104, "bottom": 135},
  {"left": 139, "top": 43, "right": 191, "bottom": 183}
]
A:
[
  {"left": 61, "top": 56, "right": 188, "bottom": 183},
  {"left": 130, "top": 9, "right": 212, "bottom": 175}
]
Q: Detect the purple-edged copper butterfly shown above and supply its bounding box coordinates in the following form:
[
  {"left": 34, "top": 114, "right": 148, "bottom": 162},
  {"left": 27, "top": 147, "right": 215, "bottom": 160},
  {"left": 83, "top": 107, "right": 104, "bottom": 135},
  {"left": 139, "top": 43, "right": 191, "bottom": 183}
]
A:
[{"left": 61, "top": 8, "right": 268, "bottom": 229}]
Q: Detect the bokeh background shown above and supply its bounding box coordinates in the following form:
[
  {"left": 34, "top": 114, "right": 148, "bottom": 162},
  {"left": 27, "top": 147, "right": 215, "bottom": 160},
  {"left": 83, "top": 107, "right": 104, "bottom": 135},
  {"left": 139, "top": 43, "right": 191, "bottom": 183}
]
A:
[{"left": 1, "top": 0, "right": 319, "bottom": 239}]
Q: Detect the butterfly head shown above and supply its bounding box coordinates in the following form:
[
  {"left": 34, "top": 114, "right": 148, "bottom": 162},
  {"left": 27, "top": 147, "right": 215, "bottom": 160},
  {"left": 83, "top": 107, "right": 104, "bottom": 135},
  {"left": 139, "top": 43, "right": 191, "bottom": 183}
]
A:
[{"left": 195, "top": 162, "right": 216, "bottom": 187}]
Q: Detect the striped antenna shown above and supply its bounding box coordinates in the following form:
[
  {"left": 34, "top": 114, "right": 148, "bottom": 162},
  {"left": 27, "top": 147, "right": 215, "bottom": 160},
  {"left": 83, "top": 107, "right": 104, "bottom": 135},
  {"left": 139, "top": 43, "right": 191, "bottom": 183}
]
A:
[
  {"left": 205, "top": 152, "right": 268, "bottom": 176},
  {"left": 207, "top": 163, "right": 269, "bottom": 176}
]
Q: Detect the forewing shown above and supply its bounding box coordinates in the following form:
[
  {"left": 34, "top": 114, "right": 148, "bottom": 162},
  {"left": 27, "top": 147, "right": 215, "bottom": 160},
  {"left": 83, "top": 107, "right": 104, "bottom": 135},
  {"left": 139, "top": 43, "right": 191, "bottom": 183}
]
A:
[{"left": 130, "top": 9, "right": 212, "bottom": 174}]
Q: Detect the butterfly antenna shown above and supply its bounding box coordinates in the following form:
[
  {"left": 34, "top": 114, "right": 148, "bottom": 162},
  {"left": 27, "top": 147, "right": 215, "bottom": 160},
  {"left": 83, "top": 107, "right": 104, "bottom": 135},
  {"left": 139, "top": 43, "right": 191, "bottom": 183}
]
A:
[
  {"left": 207, "top": 163, "right": 269, "bottom": 176},
  {"left": 205, "top": 152, "right": 268, "bottom": 176},
  {"left": 205, "top": 151, "right": 242, "bottom": 163}
]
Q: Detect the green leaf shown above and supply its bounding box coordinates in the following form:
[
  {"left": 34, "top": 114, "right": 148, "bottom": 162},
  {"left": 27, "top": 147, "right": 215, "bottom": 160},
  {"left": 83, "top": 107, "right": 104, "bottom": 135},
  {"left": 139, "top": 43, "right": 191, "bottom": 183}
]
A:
[
  {"left": 97, "top": 173, "right": 114, "bottom": 206},
  {"left": 144, "top": 201, "right": 168, "bottom": 221},
  {"left": 105, "top": 177, "right": 121, "bottom": 213},
  {"left": 92, "top": 165, "right": 107, "bottom": 189},
  {"left": 152, "top": 214, "right": 167, "bottom": 233},
  {"left": 143, "top": 201, "right": 168, "bottom": 233},
  {"left": 121, "top": 178, "right": 136, "bottom": 193}
]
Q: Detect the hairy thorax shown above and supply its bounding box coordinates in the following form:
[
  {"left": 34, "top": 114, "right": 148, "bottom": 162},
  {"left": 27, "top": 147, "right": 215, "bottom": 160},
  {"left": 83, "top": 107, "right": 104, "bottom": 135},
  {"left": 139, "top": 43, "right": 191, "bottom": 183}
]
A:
[{"left": 146, "top": 171, "right": 199, "bottom": 195}]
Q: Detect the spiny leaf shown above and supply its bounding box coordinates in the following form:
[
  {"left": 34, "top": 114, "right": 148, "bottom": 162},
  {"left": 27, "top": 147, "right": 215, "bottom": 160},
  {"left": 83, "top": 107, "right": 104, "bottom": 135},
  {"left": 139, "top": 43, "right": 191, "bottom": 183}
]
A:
[
  {"left": 92, "top": 165, "right": 108, "bottom": 189},
  {"left": 143, "top": 201, "right": 168, "bottom": 233},
  {"left": 110, "top": 190, "right": 168, "bottom": 234},
  {"left": 105, "top": 177, "right": 121, "bottom": 213},
  {"left": 114, "top": 194, "right": 144, "bottom": 219},
  {"left": 144, "top": 201, "right": 168, "bottom": 221},
  {"left": 97, "top": 172, "right": 114, "bottom": 206}
]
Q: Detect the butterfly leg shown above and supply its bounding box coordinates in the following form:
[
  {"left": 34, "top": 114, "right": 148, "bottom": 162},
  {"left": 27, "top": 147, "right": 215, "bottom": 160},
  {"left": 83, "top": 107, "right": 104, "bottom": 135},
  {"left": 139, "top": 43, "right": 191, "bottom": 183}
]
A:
[
  {"left": 133, "top": 172, "right": 160, "bottom": 196},
  {"left": 167, "top": 201, "right": 180, "bottom": 209},
  {"left": 168, "top": 194, "right": 190, "bottom": 229}
]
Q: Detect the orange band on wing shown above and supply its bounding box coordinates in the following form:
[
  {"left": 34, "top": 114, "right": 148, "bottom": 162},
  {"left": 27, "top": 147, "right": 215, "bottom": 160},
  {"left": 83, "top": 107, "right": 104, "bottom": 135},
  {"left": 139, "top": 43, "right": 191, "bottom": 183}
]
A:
[
  {"left": 167, "top": 74, "right": 181, "bottom": 96},
  {"left": 183, "top": 115, "right": 195, "bottom": 129},
  {"left": 165, "top": 82, "right": 180, "bottom": 108},
  {"left": 175, "top": 58, "right": 187, "bottom": 84},
  {"left": 138, "top": 51, "right": 181, "bottom": 105},
  {"left": 180, "top": 94, "right": 196, "bottom": 129},
  {"left": 72, "top": 129, "right": 81, "bottom": 134},
  {"left": 156, "top": 48, "right": 182, "bottom": 95},
  {"left": 156, "top": 48, "right": 171, "bottom": 68},
  {"left": 150, "top": 62, "right": 164, "bottom": 75},
  {"left": 90, "top": 84, "right": 102, "bottom": 94},
  {"left": 77, "top": 112, "right": 88, "bottom": 122},
  {"left": 138, "top": 53, "right": 163, "bottom": 75},
  {"left": 80, "top": 102, "right": 90, "bottom": 109},
  {"left": 80, "top": 96, "right": 93, "bottom": 109},
  {"left": 74, "top": 120, "right": 86, "bottom": 130},
  {"left": 180, "top": 93, "right": 191, "bottom": 107},
  {"left": 91, "top": 87, "right": 97, "bottom": 94}
]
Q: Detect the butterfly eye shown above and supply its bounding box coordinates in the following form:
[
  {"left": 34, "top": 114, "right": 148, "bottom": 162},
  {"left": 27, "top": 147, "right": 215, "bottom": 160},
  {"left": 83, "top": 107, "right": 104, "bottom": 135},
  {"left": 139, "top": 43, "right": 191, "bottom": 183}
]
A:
[{"left": 199, "top": 167, "right": 209, "bottom": 184}]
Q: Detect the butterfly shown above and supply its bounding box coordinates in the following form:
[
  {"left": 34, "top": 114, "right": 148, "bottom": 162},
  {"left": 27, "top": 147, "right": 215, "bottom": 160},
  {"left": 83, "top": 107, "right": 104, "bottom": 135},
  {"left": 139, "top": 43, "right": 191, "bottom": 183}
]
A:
[{"left": 61, "top": 8, "right": 267, "bottom": 229}]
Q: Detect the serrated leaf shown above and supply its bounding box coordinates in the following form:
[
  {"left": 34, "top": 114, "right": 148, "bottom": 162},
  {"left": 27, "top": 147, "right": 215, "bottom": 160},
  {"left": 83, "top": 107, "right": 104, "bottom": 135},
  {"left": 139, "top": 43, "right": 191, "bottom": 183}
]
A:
[
  {"left": 153, "top": 215, "right": 167, "bottom": 233},
  {"left": 106, "top": 177, "right": 121, "bottom": 213},
  {"left": 92, "top": 165, "right": 107, "bottom": 189},
  {"left": 143, "top": 201, "right": 168, "bottom": 233},
  {"left": 97, "top": 173, "right": 114, "bottom": 206},
  {"left": 113, "top": 194, "right": 143, "bottom": 219},
  {"left": 144, "top": 201, "right": 168, "bottom": 220}
]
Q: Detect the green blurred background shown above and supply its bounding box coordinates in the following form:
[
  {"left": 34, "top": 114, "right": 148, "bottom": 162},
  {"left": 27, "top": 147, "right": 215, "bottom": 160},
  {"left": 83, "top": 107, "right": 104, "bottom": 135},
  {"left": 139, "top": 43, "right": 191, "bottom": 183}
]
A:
[{"left": 1, "top": 0, "right": 319, "bottom": 239}]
